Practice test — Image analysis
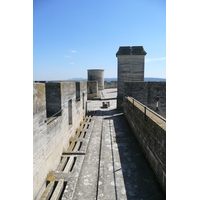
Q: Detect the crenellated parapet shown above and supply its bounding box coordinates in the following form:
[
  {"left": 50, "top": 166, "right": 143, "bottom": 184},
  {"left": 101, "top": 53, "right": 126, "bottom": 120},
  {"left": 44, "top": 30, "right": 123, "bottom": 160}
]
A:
[
  {"left": 123, "top": 96, "right": 166, "bottom": 193},
  {"left": 33, "top": 81, "right": 87, "bottom": 200},
  {"left": 104, "top": 81, "right": 117, "bottom": 89},
  {"left": 124, "top": 81, "right": 166, "bottom": 118}
]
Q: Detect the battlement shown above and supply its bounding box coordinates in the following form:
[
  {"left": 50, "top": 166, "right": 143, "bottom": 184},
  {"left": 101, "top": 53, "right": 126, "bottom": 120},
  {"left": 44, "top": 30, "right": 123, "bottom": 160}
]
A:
[
  {"left": 123, "top": 96, "right": 166, "bottom": 193},
  {"left": 33, "top": 46, "right": 166, "bottom": 199},
  {"left": 116, "top": 46, "right": 147, "bottom": 56},
  {"left": 33, "top": 81, "right": 87, "bottom": 199}
]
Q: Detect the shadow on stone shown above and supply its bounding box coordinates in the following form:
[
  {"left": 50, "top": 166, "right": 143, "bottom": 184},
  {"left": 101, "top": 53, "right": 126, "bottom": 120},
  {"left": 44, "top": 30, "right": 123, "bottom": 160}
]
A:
[{"left": 102, "top": 109, "right": 166, "bottom": 200}]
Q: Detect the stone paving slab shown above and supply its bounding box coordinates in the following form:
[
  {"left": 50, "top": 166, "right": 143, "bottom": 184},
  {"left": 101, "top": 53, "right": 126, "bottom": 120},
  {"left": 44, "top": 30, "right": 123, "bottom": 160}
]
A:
[
  {"left": 61, "top": 177, "right": 79, "bottom": 200},
  {"left": 97, "top": 111, "right": 127, "bottom": 200},
  {"left": 72, "top": 114, "right": 103, "bottom": 200},
  {"left": 102, "top": 109, "right": 165, "bottom": 199},
  {"left": 72, "top": 89, "right": 165, "bottom": 200}
]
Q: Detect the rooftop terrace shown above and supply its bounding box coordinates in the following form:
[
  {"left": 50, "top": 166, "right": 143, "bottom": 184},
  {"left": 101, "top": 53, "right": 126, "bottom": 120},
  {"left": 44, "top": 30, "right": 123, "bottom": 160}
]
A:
[{"left": 40, "top": 88, "right": 165, "bottom": 199}]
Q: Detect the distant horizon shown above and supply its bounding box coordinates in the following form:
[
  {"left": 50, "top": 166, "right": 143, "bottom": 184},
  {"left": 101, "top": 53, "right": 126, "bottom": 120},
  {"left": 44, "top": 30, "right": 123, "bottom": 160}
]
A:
[{"left": 33, "top": 76, "right": 166, "bottom": 82}]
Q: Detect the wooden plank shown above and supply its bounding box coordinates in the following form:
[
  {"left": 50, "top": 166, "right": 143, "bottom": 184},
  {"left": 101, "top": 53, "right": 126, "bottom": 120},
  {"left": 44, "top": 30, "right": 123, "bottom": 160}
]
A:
[
  {"left": 63, "top": 156, "right": 74, "bottom": 173},
  {"left": 56, "top": 156, "right": 68, "bottom": 171},
  {"left": 72, "top": 141, "right": 80, "bottom": 152},
  {"left": 75, "top": 129, "right": 81, "bottom": 139},
  {"left": 66, "top": 138, "right": 75, "bottom": 152},
  {"left": 50, "top": 179, "right": 64, "bottom": 200},
  {"left": 40, "top": 181, "right": 55, "bottom": 200},
  {"left": 79, "top": 130, "right": 85, "bottom": 139}
]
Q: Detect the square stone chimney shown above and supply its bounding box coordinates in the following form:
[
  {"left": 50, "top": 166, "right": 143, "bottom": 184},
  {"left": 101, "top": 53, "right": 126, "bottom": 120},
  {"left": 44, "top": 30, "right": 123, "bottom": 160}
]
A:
[{"left": 116, "top": 46, "right": 147, "bottom": 109}]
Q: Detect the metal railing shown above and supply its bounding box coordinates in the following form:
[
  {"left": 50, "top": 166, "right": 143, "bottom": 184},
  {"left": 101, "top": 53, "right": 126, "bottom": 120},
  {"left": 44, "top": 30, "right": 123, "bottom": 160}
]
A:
[{"left": 123, "top": 93, "right": 166, "bottom": 122}]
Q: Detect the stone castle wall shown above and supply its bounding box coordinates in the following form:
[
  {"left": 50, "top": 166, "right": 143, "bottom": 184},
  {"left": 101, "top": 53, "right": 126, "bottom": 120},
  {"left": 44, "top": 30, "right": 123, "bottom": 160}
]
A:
[
  {"left": 123, "top": 97, "right": 166, "bottom": 193},
  {"left": 33, "top": 81, "right": 87, "bottom": 200},
  {"left": 124, "top": 81, "right": 166, "bottom": 118},
  {"left": 87, "top": 80, "right": 98, "bottom": 100},
  {"left": 33, "top": 79, "right": 166, "bottom": 198},
  {"left": 104, "top": 81, "right": 117, "bottom": 89}
]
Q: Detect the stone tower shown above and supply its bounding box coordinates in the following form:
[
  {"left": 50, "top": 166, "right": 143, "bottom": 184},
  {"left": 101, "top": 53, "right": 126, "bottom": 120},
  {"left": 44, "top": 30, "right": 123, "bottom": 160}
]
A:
[
  {"left": 87, "top": 69, "right": 104, "bottom": 90},
  {"left": 116, "top": 46, "right": 147, "bottom": 109}
]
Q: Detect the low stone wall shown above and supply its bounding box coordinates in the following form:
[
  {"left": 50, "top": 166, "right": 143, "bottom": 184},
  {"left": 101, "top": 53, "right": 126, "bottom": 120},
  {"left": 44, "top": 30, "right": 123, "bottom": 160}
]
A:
[
  {"left": 33, "top": 81, "right": 87, "bottom": 200},
  {"left": 104, "top": 81, "right": 117, "bottom": 89},
  {"left": 123, "top": 97, "right": 166, "bottom": 193},
  {"left": 124, "top": 81, "right": 166, "bottom": 118},
  {"left": 87, "top": 80, "right": 98, "bottom": 99}
]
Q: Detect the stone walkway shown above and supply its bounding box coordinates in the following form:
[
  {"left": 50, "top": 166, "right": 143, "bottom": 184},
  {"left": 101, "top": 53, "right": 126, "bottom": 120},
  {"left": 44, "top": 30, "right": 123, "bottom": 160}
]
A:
[
  {"left": 40, "top": 88, "right": 165, "bottom": 199},
  {"left": 73, "top": 89, "right": 165, "bottom": 200}
]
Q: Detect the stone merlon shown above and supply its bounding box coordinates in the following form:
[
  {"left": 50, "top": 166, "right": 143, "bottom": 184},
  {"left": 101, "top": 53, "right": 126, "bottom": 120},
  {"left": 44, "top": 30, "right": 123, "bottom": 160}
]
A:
[{"left": 116, "top": 46, "right": 147, "bottom": 56}]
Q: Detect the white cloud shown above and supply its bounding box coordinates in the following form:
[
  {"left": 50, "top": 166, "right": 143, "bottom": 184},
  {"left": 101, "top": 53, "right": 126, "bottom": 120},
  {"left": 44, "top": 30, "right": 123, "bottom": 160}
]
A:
[
  {"left": 145, "top": 57, "right": 166, "bottom": 63},
  {"left": 69, "top": 62, "right": 74, "bottom": 65},
  {"left": 70, "top": 50, "right": 77, "bottom": 53}
]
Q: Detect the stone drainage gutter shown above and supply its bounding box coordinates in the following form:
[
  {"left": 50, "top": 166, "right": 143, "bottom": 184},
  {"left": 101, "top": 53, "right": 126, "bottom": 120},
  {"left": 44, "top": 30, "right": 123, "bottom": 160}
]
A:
[{"left": 72, "top": 110, "right": 103, "bottom": 200}]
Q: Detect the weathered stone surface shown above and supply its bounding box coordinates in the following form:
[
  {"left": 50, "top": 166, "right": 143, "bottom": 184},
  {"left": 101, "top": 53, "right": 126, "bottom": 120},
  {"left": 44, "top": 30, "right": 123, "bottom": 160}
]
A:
[
  {"left": 34, "top": 87, "right": 165, "bottom": 199},
  {"left": 87, "top": 81, "right": 98, "bottom": 99},
  {"left": 44, "top": 114, "right": 95, "bottom": 200},
  {"left": 116, "top": 46, "right": 147, "bottom": 56},
  {"left": 123, "top": 97, "right": 166, "bottom": 193},
  {"left": 33, "top": 83, "right": 46, "bottom": 118},
  {"left": 116, "top": 46, "right": 146, "bottom": 109},
  {"left": 124, "top": 81, "right": 166, "bottom": 118},
  {"left": 33, "top": 81, "right": 87, "bottom": 200},
  {"left": 104, "top": 81, "right": 117, "bottom": 89},
  {"left": 73, "top": 114, "right": 103, "bottom": 200},
  {"left": 72, "top": 89, "right": 165, "bottom": 199},
  {"left": 88, "top": 69, "right": 104, "bottom": 90}
]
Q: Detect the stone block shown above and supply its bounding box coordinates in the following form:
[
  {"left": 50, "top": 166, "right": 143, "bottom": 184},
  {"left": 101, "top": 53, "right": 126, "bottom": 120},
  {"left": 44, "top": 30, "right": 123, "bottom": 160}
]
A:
[
  {"left": 33, "top": 83, "right": 46, "bottom": 118},
  {"left": 33, "top": 148, "right": 44, "bottom": 177}
]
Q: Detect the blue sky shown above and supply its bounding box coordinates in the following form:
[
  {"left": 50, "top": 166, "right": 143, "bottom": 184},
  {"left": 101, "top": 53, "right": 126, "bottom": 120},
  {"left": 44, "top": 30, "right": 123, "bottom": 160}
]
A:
[{"left": 33, "top": 0, "right": 166, "bottom": 80}]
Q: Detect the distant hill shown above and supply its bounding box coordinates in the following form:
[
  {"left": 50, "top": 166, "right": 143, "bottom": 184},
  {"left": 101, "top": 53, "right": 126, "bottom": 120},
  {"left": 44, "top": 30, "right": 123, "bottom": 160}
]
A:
[
  {"left": 68, "top": 78, "right": 86, "bottom": 81},
  {"left": 67, "top": 77, "right": 166, "bottom": 82},
  {"left": 104, "top": 78, "right": 166, "bottom": 82},
  {"left": 34, "top": 77, "right": 166, "bottom": 83},
  {"left": 67, "top": 78, "right": 118, "bottom": 82},
  {"left": 144, "top": 77, "right": 166, "bottom": 82},
  {"left": 104, "top": 78, "right": 117, "bottom": 82}
]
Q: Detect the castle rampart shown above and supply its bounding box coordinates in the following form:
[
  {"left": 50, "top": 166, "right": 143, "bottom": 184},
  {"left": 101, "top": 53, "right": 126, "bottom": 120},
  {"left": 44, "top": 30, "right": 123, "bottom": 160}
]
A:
[
  {"left": 33, "top": 81, "right": 87, "bottom": 200},
  {"left": 104, "top": 81, "right": 117, "bottom": 89},
  {"left": 124, "top": 81, "right": 166, "bottom": 118},
  {"left": 33, "top": 45, "right": 166, "bottom": 199},
  {"left": 87, "top": 80, "right": 98, "bottom": 99},
  {"left": 123, "top": 96, "right": 166, "bottom": 193}
]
